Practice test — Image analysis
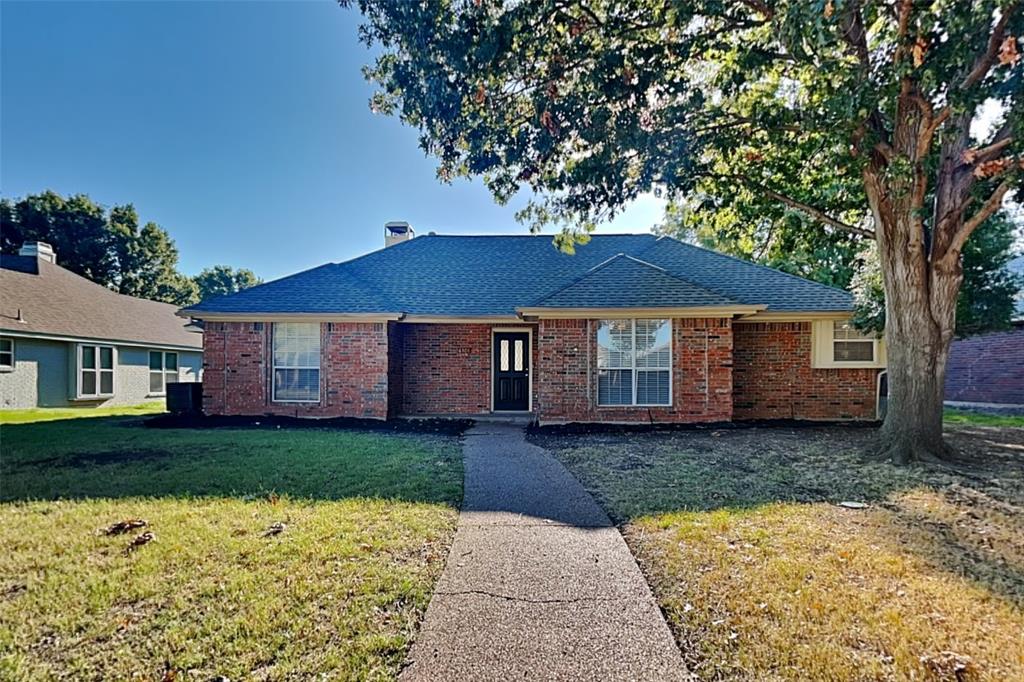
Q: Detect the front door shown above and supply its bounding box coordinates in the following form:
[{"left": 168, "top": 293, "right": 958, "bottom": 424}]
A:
[{"left": 493, "top": 331, "right": 530, "bottom": 411}]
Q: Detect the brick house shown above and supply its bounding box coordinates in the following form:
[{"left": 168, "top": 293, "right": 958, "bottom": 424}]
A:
[{"left": 181, "top": 227, "right": 886, "bottom": 424}]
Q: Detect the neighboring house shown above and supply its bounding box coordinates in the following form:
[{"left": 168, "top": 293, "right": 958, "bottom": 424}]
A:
[
  {"left": 945, "top": 255, "right": 1024, "bottom": 408},
  {"left": 181, "top": 226, "right": 887, "bottom": 424},
  {"left": 1, "top": 242, "right": 203, "bottom": 409}
]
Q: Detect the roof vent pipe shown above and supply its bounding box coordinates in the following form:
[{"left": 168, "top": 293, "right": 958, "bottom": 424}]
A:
[{"left": 384, "top": 221, "right": 414, "bottom": 247}]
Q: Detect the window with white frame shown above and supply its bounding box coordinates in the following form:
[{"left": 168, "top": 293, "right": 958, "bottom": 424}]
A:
[
  {"left": 272, "top": 322, "right": 321, "bottom": 402},
  {"left": 149, "top": 351, "right": 179, "bottom": 394},
  {"left": 597, "top": 319, "right": 672, "bottom": 406},
  {"left": 832, "top": 320, "right": 875, "bottom": 362},
  {"left": 0, "top": 337, "right": 13, "bottom": 370},
  {"left": 78, "top": 344, "right": 115, "bottom": 398}
]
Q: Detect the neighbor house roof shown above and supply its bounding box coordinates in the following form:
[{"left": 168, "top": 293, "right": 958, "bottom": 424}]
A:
[
  {"left": 1, "top": 255, "right": 203, "bottom": 349},
  {"left": 182, "top": 234, "right": 853, "bottom": 318}
]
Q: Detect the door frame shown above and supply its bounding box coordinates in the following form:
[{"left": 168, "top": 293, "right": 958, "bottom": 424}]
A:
[{"left": 490, "top": 326, "right": 533, "bottom": 412}]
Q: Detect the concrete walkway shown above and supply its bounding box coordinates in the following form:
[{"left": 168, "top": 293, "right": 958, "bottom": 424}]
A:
[{"left": 401, "top": 423, "right": 692, "bottom": 681}]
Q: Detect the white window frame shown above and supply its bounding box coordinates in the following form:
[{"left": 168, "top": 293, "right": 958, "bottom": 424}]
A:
[
  {"left": 810, "top": 319, "right": 886, "bottom": 368},
  {"left": 76, "top": 343, "right": 116, "bottom": 399},
  {"left": 271, "top": 322, "right": 321, "bottom": 403},
  {"left": 148, "top": 350, "right": 179, "bottom": 396},
  {"left": 597, "top": 318, "right": 673, "bottom": 407},
  {"left": 0, "top": 337, "right": 13, "bottom": 371}
]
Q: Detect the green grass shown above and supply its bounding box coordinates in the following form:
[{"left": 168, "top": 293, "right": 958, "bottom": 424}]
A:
[
  {"left": 535, "top": 425, "right": 1024, "bottom": 681},
  {"left": 0, "top": 401, "right": 166, "bottom": 425},
  {"left": 0, "top": 412, "right": 463, "bottom": 680},
  {"left": 944, "top": 408, "right": 1024, "bottom": 428}
]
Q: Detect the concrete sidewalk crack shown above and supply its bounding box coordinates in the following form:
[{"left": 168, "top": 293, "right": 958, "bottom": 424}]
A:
[{"left": 435, "top": 588, "right": 617, "bottom": 605}]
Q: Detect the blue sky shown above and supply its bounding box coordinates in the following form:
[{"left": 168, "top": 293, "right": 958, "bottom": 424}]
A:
[{"left": 1, "top": 0, "right": 665, "bottom": 281}]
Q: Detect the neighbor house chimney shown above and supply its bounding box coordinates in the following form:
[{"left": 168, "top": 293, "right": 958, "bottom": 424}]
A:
[
  {"left": 19, "top": 241, "right": 56, "bottom": 264},
  {"left": 384, "top": 221, "right": 414, "bottom": 247}
]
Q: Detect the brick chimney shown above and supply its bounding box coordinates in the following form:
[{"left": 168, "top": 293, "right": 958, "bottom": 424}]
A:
[
  {"left": 384, "top": 221, "right": 414, "bottom": 247},
  {"left": 18, "top": 241, "right": 57, "bottom": 264}
]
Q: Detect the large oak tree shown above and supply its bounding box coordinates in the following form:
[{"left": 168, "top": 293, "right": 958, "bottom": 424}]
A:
[{"left": 344, "top": 0, "right": 1023, "bottom": 463}]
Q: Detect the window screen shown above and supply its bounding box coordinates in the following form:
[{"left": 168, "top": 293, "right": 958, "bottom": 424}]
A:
[
  {"left": 273, "top": 322, "right": 321, "bottom": 402},
  {"left": 79, "top": 344, "right": 115, "bottom": 397}
]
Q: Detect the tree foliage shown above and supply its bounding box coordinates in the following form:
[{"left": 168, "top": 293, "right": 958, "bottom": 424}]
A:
[
  {"left": 194, "top": 265, "right": 262, "bottom": 302},
  {"left": 1, "top": 191, "right": 258, "bottom": 306}
]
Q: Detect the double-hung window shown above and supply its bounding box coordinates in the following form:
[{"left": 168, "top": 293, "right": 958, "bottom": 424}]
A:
[
  {"left": 832, "top": 320, "right": 875, "bottom": 362},
  {"left": 272, "top": 322, "right": 321, "bottom": 402},
  {"left": 597, "top": 319, "right": 672, "bottom": 406},
  {"left": 149, "top": 351, "right": 179, "bottom": 395},
  {"left": 0, "top": 337, "right": 13, "bottom": 370},
  {"left": 78, "top": 344, "right": 115, "bottom": 398}
]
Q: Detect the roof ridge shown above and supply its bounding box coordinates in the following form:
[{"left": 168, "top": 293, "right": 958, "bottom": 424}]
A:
[{"left": 650, "top": 234, "right": 853, "bottom": 297}]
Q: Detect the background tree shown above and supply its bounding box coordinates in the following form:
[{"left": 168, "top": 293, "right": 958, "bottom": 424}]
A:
[
  {"left": 193, "top": 265, "right": 262, "bottom": 301},
  {"left": 345, "top": 0, "right": 1023, "bottom": 463}
]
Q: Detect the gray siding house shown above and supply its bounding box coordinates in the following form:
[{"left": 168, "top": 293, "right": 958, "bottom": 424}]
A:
[{"left": 1, "top": 242, "right": 202, "bottom": 409}]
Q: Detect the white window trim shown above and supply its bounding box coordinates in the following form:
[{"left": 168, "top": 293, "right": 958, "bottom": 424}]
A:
[
  {"left": 0, "top": 337, "right": 13, "bottom": 371},
  {"left": 596, "top": 318, "right": 673, "bottom": 408},
  {"left": 76, "top": 343, "right": 116, "bottom": 399},
  {"left": 148, "top": 350, "right": 179, "bottom": 396},
  {"left": 810, "top": 319, "right": 887, "bottom": 369},
  {"left": 490, "top": 326, "right": 534, "bottom": 413},
  {"left": 271, "top": 322, "right": 322, "bottom": 404}
]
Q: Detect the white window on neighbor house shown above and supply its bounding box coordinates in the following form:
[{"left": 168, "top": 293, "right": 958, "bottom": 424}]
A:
[
  {"left": 149, "top": 351, "right": 179, "bottom": 395},
  {"left": 77, "top": 344, "right": 115, "bottom": 398},
  {"left": 597, "top": 319, "right": 672, "bottom": 407},
  {"left": 272, "top": 322, "right": 321, "bottom": 403},
  {"left": 0, "top": 337, "right": 13, "bottom": 370},
  {"left": 832, "top": 320, "right": 876, "bottom": 362}
]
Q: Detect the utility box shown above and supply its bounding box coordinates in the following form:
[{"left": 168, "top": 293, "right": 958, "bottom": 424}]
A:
[{"left": 167, "top": 382, "right": 203, "bottom": 415}]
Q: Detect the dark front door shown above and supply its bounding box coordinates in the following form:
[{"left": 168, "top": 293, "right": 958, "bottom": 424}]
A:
[{"left": 493, "top": 331, "right": 530, "bottom": 411}]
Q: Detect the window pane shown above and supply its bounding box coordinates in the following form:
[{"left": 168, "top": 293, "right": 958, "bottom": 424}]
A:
[
  {"left": 637, "top": 370, "right": 671, "bottom": 405},
  {"left": 0, "top": 352, "right": 11, "bottom": 367},
  {"left": 635, "top": 319, "right": 671, "bottom": 369},
  {"left": 165, "top": 353, "right": 177, "bottom": 371},
  {"left": 834, "top": 341, "right": 874, "bottom": 362},
  {"left": 273, "top": 368, "right": 319, "bottom": 401},
  {"left": 598, "top": 369, "right": 633, "bottom": 405},
  {"left": 149, "top": 351, "right": 163, "bottom": 370},
  {"left": 81, "top": 371, "right": 96, "bottom": 395},
  {"left": 500, "top": 340, "right": 510, "bottom": 371},
  {"left": 99, "top": 370, "right": 114, "bottom": 395},
  {"left": 99, "top": 347, "right": 114, "bottom": 369},
  {"left": 514, "top": 339, "right": 524, "bottom": 371},
  {"left": 150, "top": 371, "right": 164, "bottom": 394},
  {"left": 597, "top": 320, "right": 633, "bottom": 369},
  {"left": 0, "top": 338, "right": 11, "bottom": 352},
  {"left": 833, "top": 320, "right": 872, "bottom": 341},
  {"left": 82, "top": 346, "right": 96, "bottom": 369},
  {"left": 166, "top": 370, "right": 178, "bottom": 385}
]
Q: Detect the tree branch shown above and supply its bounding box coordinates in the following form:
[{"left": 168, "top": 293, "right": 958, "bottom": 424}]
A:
[
  {"left": 946, "top": 178, "right": 1014, "bottom": 256},
  {"left": 961, "top": 4, "right": 1019, "bottom": 90},
  {"left": 725, "top": 175, "right": 875, "bottom": 238}
]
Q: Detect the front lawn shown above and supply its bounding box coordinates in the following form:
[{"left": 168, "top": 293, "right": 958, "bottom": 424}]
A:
[
  {"left": 533, "top": 424, "right": 1024, "bottom": 681},
  {"left": 0, "top": 410, "right": 463, "bottom": 680}
]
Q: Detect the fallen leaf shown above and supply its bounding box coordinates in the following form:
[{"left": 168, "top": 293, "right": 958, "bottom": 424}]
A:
[
  {"left": 125, "top": 531, "right": 155, "bottom": 554},
  {"left": 101, "top": 519, "right": 148, "bottom": 536}
]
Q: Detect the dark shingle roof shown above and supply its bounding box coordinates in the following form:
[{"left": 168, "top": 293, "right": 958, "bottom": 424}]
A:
[
  {"left": 183, "top": 234, "right": 853, "bottom": 317},
  {"left": 1, "top": 255, "right": 202, "bottom": 349},
  {"left": 529, "top": 254, "right": 737, "bottom": 308}
]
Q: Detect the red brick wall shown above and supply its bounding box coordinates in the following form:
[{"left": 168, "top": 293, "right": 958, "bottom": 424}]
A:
[
  {"left": 732, "top": 321, "right": 878, "bottom": 420},
  {"left": 945, "top": 327, "right": 1024, "bottom": 404},
  {"left": 202, "top": 321, "right": 388, "bottom": 419},
  {"left": 398, "top": 324, "right": 492, "bottom": 414},
  {"left": 535, "top": 318, "right": 734, "bottom": 423}
]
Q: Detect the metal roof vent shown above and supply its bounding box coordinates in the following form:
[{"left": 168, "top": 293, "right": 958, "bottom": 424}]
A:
[{"left": 384, "top": 221, "right": 414, "bottom": 247}]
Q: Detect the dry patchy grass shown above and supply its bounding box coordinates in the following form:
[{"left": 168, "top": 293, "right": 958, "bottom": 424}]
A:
[
  {"left": 0, "top": 412, "right": 463, "bottom": 680},
  {"left": 535, "top": 424, "right": 1024, "bottom": 681}
]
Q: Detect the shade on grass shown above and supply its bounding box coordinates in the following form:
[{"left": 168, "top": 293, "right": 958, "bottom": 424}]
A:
[{"left": 0, "top": 411, "right": 463, "bottom": 680}]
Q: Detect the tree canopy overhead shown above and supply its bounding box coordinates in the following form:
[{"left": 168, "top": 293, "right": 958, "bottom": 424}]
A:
[{"left": 346, "top": 0, "right": 1022, "bottom": 463}]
